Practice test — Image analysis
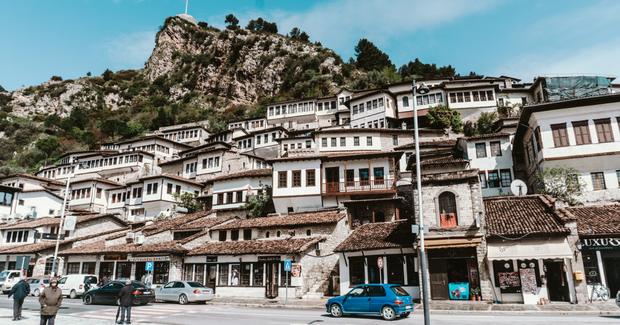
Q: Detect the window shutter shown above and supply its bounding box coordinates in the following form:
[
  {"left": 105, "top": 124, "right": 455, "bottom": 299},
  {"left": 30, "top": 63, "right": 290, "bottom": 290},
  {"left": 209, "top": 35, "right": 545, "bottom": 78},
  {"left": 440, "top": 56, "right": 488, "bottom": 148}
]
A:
[
  {"left": 574, "top": 124, "right": 583, "bottom": 145},
  {"left": 559, "top": 127, "right": 569, "bottom": 146},
  {"left": 552, "top": 128, "right": 561, "bottom": 147},
  {"left": 604, "top": 122, "right": 614, "bottom": 142}
]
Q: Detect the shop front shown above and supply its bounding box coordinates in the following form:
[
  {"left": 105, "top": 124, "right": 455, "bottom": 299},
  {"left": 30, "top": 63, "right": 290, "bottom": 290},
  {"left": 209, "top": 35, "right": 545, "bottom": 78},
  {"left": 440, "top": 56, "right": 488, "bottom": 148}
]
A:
[
  {"left": 487, "top": 237, "right": 576, "bottom": 304},
  {"left": 580, "top": 237, "right": 620, "bottom": 299},
  {"left": 426, "top": 246, "right": 482, "bottom": 301}
]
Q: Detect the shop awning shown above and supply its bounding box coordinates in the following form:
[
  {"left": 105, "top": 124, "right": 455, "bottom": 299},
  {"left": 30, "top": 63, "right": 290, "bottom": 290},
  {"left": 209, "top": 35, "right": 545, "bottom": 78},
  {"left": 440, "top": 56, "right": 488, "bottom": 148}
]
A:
[
  {"left": 487, "top": 237, "right": 573, "bottom": 261},
  {"left": 424, "top": 236, "right": 482, "bottom": 249}
]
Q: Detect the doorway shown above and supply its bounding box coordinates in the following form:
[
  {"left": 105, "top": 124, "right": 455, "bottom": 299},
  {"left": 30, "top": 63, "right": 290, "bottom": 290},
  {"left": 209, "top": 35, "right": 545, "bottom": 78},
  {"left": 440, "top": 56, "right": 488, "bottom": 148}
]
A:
[
  {"left": 544, "top": 261, "right": 570, "bottom": 302},
  {"left": 325, "top": 167, "right": 340, "bottom": 193},
  {"left": 265, "top": 262, "right": 279, "bottom": 298},
  {"left": 429, "top": 259, "right": 449, "bottom": 300},
  {"left": 603, "top": 257, "right": 620, "bottom": 299},
  {"left": 99, "top": 262, "right": 114, "bottom": 280},
  {"left": 206, "top": 265, "right": 217, "bottom": 293}
]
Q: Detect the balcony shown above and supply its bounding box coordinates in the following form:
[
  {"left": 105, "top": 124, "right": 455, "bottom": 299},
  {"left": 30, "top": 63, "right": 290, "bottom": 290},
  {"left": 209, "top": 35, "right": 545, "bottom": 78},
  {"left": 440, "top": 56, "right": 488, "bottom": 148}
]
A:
[{"left": 322, "top": 178, "right": 396, "bottom": 196}]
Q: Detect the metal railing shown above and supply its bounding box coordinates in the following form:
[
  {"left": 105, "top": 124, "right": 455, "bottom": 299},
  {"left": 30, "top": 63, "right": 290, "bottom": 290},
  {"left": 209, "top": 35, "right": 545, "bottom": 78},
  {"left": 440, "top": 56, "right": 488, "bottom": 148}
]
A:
[{"left": 322, "top": 178, "right": 395, "bottom": 193}]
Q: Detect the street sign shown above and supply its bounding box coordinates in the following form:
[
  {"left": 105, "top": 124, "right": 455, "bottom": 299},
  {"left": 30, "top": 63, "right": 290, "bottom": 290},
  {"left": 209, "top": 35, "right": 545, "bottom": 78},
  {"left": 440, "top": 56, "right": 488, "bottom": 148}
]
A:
[
  {"left": 64, "top": 215, "right": 77, "bottom": 231},
  {"left": 377, "top": 257, "right": 384, "bottom": 269},
  {"left": 284, "top": 260, "right": 292, "bottom": 272},
  {"left": 411, "top": 225, "right": 429, "bottom": 234},
  {"left": 41, "top": 233, "right": 65, "bottom": 240},
  {"left": 16, "top": 256, "right": 30, "bottom": 271},
  {"left": 145, "top": 262, "right": 154, "bottom": 271}
]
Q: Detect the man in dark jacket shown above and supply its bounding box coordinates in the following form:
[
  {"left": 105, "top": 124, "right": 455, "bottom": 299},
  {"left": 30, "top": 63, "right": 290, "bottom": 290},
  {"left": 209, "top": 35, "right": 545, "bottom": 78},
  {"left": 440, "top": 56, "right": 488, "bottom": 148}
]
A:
[
  {"left": 39, "top": 278, "right": 63, "bottom": 325},
  {"left": 118, "top": 280, "right": 135, "bottom": 324},
  {"left": 8, "top": 276, "right": 30, "bottom": 321}
]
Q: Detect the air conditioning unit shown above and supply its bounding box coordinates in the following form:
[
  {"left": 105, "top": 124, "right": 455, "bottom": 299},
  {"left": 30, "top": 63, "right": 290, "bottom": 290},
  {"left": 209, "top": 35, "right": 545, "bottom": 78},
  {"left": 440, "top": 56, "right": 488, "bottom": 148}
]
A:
[
  {"left": 135, "top": 235, "right": 145, "bottom": 244},
  {"left": 126, "top": 233, "right": 135, "bottom": 239}
]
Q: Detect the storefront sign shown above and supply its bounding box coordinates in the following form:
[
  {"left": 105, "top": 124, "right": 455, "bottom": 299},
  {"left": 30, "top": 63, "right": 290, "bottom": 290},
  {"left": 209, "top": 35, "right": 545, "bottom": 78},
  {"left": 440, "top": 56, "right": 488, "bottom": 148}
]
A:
[
  {"left": 128, "top": 256, "right": 170, "bottom": 262},
  {"left": 291, "top": 264, "right": 302, "bottom": 287},
  {"left": 206, "top": 256, "right": 218, "bottom": 263},
  {"left": 258, "top": 256, "right": 281, "bottom": 261},
  {"left": 581, "top": 238, "right": 620, "bottom": 250},
  {"left": 498, "top": 272, "right": 521, "bottom": 289}
]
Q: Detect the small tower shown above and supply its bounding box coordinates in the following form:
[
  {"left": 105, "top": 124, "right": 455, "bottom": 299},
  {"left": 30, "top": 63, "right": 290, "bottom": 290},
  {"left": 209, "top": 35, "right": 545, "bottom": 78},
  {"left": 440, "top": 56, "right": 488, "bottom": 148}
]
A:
[{"left": 176, "top": 0, "right": 197, "bottom": 25}]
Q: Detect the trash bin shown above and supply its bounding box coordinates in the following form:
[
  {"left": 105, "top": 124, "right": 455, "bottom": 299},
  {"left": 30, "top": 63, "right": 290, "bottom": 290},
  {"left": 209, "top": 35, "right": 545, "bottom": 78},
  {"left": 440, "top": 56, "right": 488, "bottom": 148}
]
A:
[{"left": 448, "top": 282, "right": 470, "bottom": 300}]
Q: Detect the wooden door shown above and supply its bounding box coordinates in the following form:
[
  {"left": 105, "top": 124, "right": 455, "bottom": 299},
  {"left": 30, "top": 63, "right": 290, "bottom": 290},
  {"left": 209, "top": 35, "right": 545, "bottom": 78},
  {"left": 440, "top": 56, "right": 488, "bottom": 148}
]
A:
[
  {"left": 325, "top": 167, "right": 340, "bottom": 193},
  {"left": 429, "top": 259, "right": 449, "bottom": 300},
  {"left": 265, "top": 263, "right": 279, "bottom": 298},
  {"left": 206, "top": 265, "right": 216, "bottom": 293}
]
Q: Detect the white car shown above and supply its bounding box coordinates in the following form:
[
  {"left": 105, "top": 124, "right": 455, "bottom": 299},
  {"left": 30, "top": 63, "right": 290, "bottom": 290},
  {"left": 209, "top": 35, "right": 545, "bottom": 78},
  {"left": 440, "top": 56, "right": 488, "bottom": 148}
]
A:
[
  {"left": 0, "top": 270, "right": 25, "bottom": 294},
  {"left": 155, "top": 281, "right": 214, "bottom": 304},
  {"left": 27, "top": 277, "right": 50, "bottom": 296},
  {"left": 58, "top": 274, "right": 98, "bottom": 299}
]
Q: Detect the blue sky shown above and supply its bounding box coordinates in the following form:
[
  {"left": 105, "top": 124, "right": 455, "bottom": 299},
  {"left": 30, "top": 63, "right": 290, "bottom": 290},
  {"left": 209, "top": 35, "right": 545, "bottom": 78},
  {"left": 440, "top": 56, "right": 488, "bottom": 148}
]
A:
[{"left": 2, "top": 0, "right": 620, "bottom": 91}]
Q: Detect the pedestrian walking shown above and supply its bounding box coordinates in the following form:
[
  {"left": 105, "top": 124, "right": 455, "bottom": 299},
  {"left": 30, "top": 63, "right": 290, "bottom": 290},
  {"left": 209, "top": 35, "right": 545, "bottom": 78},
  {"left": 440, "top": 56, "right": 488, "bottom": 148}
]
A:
[
  {"left": 39, "top": 278, "right": 63, "bottom": 325},
  {"left": 117, "top": 280, "right": 135, "bottom": 324},
  {"left": 8, "top": 276, "right": 30, "bottom": 321}
]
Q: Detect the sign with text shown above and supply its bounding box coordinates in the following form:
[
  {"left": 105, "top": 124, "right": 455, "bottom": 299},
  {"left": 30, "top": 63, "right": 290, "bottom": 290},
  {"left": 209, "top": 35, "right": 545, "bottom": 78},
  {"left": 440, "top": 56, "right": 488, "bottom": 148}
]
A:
[
  {"left": 206, "top": 256, "right": 218, "bottom": 263},
  {"left": 128, "top": 256, "right": 170, "bottom": 262},
  {"left": 581, "top": 237, "right": 620, "bottom": 250},
  {"left": 258, "top": 256, "right": 281, "bottom": 261}
]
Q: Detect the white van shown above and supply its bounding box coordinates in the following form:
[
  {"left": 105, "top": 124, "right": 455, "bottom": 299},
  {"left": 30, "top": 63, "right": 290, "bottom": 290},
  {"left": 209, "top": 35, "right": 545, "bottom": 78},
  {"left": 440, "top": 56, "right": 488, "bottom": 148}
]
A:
[
  {"left": 58, "top": 274, "right": 98, "bottom": 299},
  {"left": 0, "top": 270, "right": 25, "bottom": 294}
]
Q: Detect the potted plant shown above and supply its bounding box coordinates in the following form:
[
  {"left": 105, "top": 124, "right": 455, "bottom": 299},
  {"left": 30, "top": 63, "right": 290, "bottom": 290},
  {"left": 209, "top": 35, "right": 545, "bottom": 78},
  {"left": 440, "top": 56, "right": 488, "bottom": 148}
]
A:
[{"left": 470, "top": 287, "right": 481, "bottom": 301}]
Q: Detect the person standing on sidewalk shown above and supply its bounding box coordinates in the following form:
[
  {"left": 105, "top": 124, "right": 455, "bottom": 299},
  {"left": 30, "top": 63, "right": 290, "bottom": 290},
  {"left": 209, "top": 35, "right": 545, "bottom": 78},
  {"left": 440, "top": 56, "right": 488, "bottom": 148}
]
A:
[
  {"left": 8, "top": 276, "right": 30, "bottom": 321},
  {"left": 117, "top": 280, "right": 135, "bottom": 324},
  {"left": 39, "top": 278, "right": 63, "bottom": 325}
]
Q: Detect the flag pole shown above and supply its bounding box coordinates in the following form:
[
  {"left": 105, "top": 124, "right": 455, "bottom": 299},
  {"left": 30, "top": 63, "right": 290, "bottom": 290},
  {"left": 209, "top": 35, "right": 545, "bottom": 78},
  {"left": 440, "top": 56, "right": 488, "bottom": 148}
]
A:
[{"left": 185, "top": 0, "right": 188, "bottom": 15}]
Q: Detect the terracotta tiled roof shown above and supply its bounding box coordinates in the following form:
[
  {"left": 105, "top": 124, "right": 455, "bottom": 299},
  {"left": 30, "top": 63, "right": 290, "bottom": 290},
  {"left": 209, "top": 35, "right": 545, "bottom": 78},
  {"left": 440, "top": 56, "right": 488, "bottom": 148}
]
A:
[
  {"left": 71, "top": 177, "right": 124, "bottom": 187},
  {"left": 1, "top": 213, "right": 126, "bottom": 230},
  {"left": 20, "top": 189, "right": 64, "bottom": 200},
  {"left": 1, "top": 173, "right": 66, "bottom": 186},
  {"left": 60, "top": 240, "right": 187, "bottom": 255},
  {"left": 138, "top": 174, "right": 203, "bottom": 186},
  {"left": 460, "top": 132, "right": 510, "bottom": 140},
  {"left": 187, "top": 237, "right": 323, "bottom": 256},
  {"left": 334, "top": 220, "right": 412, "bottom": 252},
  {"left": 563, "top": 205, "right": 620, "bottom": 236},
  {"left": 484, "top": 195, "right": 570, "bottom": 238},
  {"left": 207, "top": 169, "right": 272, "bottom": 183},
  {"left": 394, "top": 139, "right": 457, "bottom": 150},
  {"left": 211, "top": 211, "right": 345, "bottom": 231},
  {"left": 173, "top": 215, "right": 235, "bottom": 231},
  {"left": 142, "top": 210, "right": 215, "bottom": 236},
  {"left": 340, "top": 197, "right": 405, "bottom": 204}
]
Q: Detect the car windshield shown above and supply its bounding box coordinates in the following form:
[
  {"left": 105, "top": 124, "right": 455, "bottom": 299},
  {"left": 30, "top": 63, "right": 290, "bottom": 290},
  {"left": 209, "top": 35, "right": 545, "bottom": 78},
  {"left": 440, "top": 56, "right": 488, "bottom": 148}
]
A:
[
  {"left": 187, "top": 282, "right": 205, "bottom": 288},
  {"left": 390, "top": 286, "right": 410, "bottom": 297},
  {"left": 0, "top": 270, "right": 8, "bottom": 280},
  {"left": 130, "top": 282, "right": 147, "bottom": 288}
]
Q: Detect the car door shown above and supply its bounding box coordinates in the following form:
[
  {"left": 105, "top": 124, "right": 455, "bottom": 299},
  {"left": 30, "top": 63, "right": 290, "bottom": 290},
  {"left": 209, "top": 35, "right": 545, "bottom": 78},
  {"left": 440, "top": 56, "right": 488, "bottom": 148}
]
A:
[
  {"left": 342, "top": 286, "right": 370, "bottom": 313},
  {"left": 172, "top": 281, "right": 186, "bottom": 301},
  {"left": 159, "top": 282, "right": 176, "bottom": 301},
  {"left": 101, "top": 282, "right": 123, "bottom": 304},
  {"left": 57, "top": 277, "right": 69, "bottom": 295},
  {"left": 367, "top": 285, "right": 387, "bottom": 314}
]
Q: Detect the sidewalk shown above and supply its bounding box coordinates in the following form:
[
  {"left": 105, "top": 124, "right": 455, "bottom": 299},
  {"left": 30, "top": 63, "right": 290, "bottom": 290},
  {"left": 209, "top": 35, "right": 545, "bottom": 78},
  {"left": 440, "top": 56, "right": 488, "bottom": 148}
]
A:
[
  {"left": 0, "top": 308, "right": 160, "bottom": 325},
  {"left": 207, "top": 296, "right": 620, "bottom": 315}
]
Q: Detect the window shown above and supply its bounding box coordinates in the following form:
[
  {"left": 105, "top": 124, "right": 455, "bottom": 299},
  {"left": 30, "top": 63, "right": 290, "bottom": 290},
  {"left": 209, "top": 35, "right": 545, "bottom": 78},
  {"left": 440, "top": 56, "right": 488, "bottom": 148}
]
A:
[
  {"left": 176, "top": 185, "right": 181, "bottom": 194},
  {"left": 500, "top": 169, "right": 512, "bottom": 187},
  {"left": 359, "top": 103, "right": 364, "bottom": 113},
  {"left": 367, "top": 122, "right": 372, "bottom": 128},
  {"left": 167, "top": 183, "right": 173, "bottom": 194},
  {"left": 438, "top": 192, "right": 458, "bottom": 228},
  {"left": 367, "top": 137, "right": 372, "bottom": 146},
  {"left": 490, "top": 141, "right": 502, "bottom": 157},
  {"left": 617, "top": 170, "right": 620, "bottom": 187},
  {"left": 236, "top": 191, "right": 243, "bottom": 203},
  {"left": 373, "top": 99, "right": 378, "bottom": 108},
  {"left": 488, "top": 171, "right": 500, "bottom": 188},
  {"left": 354, "top": 137, "right": 360, "bottom": 146},
  {"left": 374, "top": 167, "right": 384, "bottom": 185},
  {"left": 486, "top": 90, "right": 494, "bottom": 100},
  {"left": 476, "top": 143, "right": 487, "bottom": 158},
  {"left": 346, "top": 169, "right": 355, "bottom": 186},
  {"left": 457, "top": 92, "right": 464, "bottom": 102},
  {"left": 277, "top": 231, "right": 281, "bottom": 237},
  {"left": 464, "top": 92, "right": 471, "bottom": 102},
  {"left": 403, "top": 96, "right": 409, "bottom": 107},
  {"left": 353, "top": 105, "right": 358, "bottom": 115},
  {"left": 331, "top": 138, "right": 337, "bottom": 147},
  {"left": 218, "top": 264, "right": 228, "bottom": 285},
  {"left": 473, "top": 91, "right": 480, "bottom": 101},
  {"left": 278, "top": 171, "right": 287, "bottom": 188},
  {"left": 572, "top": 121, "right": 591, "bottom": 145},
  {"left": 479, "top": 172, "right": 487, "bottom": 188},
  {"left": 391, "top": 135, "right": 398, "bottom": 146},
  {"left": 231, "top": 230, "right": 239, "bottom": 241},
  {"left": 349, "top": 257, "right": 365, "bottom": 286},
  {"left": 318, "top": 103, "right": 323, "bottom": 111},
  {"left": 306, "top": 170, "right": 315, "bottom": 186},
  {"left": 322, "top": 138, "right": 327, "bottom": 147},
  {"left": 591, "top": 172, "right": 606, "bottom": 190},
  {"left": 551, "top": 123, "right": 569, "bottom": 147},
  {"left": 594, "top": 118, "right": 614, "bottom": 143},
  {"left": 217, "top": 193, "right": 224, "bottom": 205},
  {"left": 96, "top": 188, "right": 102, "bottom": 199},
  {"left": 430, "top": 94, "right": 437, "bottom": 104},
  {"left": 359, "top": 168, "right": 370, "bottom": 186},
  {"left": 534, "top": 127, "right": 543, "bottom": 151},
  {"left": 291, "top": 170, "right": 302, "bottom": 187},
  {"left": 306, "top": 140, "right": 311, "bottom": 148},
  {"left": 340, "top": 137, "right": 346, "bottom": 146},
  {"left": 147, "top": 184, "right": 152, "bottom": 195},
  {"left": 479, "top": 91, "right": 486, "bottom": 101},
  {"left": 243, "top": 229, "right": 252, "bottom": 241},
  {"left": 215, "top": 157, "right": 220, "bottom": 167},
  {"left": 368, "top": 286, "right": 386, "bottom": 297},
  {"left": 219, "top": 231, "right": 227, "bottom": 241}
]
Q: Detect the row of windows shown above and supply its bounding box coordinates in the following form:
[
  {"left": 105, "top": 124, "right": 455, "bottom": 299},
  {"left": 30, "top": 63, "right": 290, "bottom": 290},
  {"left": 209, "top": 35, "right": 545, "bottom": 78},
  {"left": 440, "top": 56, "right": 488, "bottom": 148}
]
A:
[
  {"left": 215, "top": 190, "right": 252, "bottom": 205},
  {"left": 109, "top": 183, "right": 183, "bottom": 204},
  {"left": 214, "top": 262, "right": 290, "bottom": 287},
  {"left": 414, "top": 93, "right": 444, "bottom": 106},
  {"left": 352, "top": 98, "right": 384, "bottom": 115},
  {"left": 269, "top": 102, "right": 317, "bottom": 116},
  {"left": 449, "top": 91, "right": 494, "bottom": 104},
  {"left": 548, "top": 118, "right": 618, "bottom": 148},
  {"left": 163, "top": 129, "right": 200, "bottom": 141},
  {"left": 80, "top": 154, "right": 144, "bottom": 170},
  {"left": 230, "top": 120, "right": 265, "bottom": 130},
  {"left": 237, "top": 132, "right": 280, "bottom": 149},
  {"left": 4, "top": 230, "right": 29, "bottom": 243},
  {"left": 348, "top": 255, "right": 418, "bottom": 287},
  {"left": 321, "top": 137, "right": 373, "bottom": 147},
  {"left": 0, "top": 191, "right": 14, "bottom": 206},
  {"left": 201, "top": 157, "right": 221, "bottom": 169},
  {"left": 317, "top": 101, "right": 338, "bottom": 111},
  {"left": 479, "top": 169, "right": 512, "bottom": 188},
  {"left": 475, "top": 141, "right": 502, "bottom": 158},
  {"left": 129, "top": 144, "right": 170, "bottom": 154},
  {"left": 591, "top": 171, "right": 620, "bottom": 190},
  {"left": 283, "top": 141, "right": 312, "bottom": 151},
  {"left": 353, "top": 119, "right": 385, "bottom": 129},
  {"left": 278, "top": 170, "right": 316, "bottom": 188}
]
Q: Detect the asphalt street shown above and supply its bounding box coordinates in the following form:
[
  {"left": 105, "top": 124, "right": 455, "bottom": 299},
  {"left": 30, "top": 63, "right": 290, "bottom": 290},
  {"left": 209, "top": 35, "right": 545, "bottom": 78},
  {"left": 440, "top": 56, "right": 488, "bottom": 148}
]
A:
[{"left": 1, "top": 295, "right": 619, "bottom": 324}]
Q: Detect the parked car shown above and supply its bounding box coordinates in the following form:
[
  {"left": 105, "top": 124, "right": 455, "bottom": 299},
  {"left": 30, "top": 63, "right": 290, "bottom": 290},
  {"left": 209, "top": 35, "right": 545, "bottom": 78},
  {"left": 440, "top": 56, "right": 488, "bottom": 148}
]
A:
[
  {"left": 616, "top": 290, "right": 620, "bottom": 308},
  {"left": 26, "top": 277, "right": 50, "bottom": 296},
  {"left": 155, "top": 281, "right": 214, "bottom": 304},
  {"left": 0, "top": 270, "right": 25, "bottom": 294},
  {"left": 326, "top": 284, "right": 414, "bottom": 321},
  {"left": 58, "top": 274, "right": 98, "bottom": 299},
  {"left": 83, "top": 280, "right": 155, "bottom": 306}
]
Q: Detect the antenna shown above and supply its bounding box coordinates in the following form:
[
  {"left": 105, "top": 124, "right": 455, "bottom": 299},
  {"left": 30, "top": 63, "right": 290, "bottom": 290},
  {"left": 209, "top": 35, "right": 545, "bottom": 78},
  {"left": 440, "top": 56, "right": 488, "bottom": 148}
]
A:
[
  {"left": 510, "top": 180, "right": 528, "bottom": 196},
  {"left": 185, "top": 0, "right": 188, "bottom": 15}
]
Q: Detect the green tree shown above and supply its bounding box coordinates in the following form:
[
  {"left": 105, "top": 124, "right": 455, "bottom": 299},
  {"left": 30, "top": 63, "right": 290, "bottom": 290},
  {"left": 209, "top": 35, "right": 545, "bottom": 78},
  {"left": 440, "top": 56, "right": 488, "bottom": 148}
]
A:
[
  {"left": 537, "top": 166, "right": 586, "bottom": 206},
  {"left": 426, "top": 104, "right": 462, "bottom": 133},
  {"left": 44, "top": 114, "right": 61, "bottom": 129},
  {"left": 173, "top": 192, "right": 202, "bottom": 214},
  {"left": 241, "top": 183, "right": 273, "bottom": 218},
  {"left": 382, "top": 66, "right": 402, "bottom": 84},
  {"left": 102, "top": 69, "right": 113, "bottom": 82},
  {"left": 86, "top": 71, "right": 91, "bottom": 77},
  {"left": 246, "top": 17, "right": 278, "bottom": 33},
  {"left": 81, "top": 131, "right": 98, "bottom": 150},
  {"left": 0, "top": 84, "right": 5, "bottom": 92},
  {"left": 36, "top": 137, "right": 60, "bottom": 158},
  {"left": 475, "top": 112, "right": 497, "bottom": 135},
  {"left": 99, "top": 119, "right": 127, "bottom": 141},
  {"left": 400, "top": 58, "right": 456, "bottom": 78},
  {"left": 225, "top": 14, "right": 239, "bottom": 29},
  {"left": 354, "top": 39, "right": 392, "bottom": 72}
]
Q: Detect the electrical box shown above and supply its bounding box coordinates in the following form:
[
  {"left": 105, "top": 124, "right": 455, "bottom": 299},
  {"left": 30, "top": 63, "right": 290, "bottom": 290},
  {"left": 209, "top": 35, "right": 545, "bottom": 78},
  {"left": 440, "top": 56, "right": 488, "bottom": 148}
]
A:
[{"left": 574, "top": 271, "right": 584, "bottom": 281}]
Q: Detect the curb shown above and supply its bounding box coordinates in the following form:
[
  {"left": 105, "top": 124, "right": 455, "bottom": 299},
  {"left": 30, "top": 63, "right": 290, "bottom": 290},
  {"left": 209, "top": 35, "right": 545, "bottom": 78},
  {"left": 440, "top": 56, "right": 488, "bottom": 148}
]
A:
[{"left": 206, "top": 302, "right": 325, "bottom": 310}]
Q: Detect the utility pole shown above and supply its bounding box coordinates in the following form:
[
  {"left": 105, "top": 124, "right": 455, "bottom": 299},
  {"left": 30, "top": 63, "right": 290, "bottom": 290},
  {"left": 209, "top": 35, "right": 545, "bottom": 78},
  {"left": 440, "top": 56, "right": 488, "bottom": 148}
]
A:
[
  {"left": 413, "top": 79, "right": 431, "bottom": 325},
  {"left": 50, "top": 160, "right": 78, "bottom": 278}
]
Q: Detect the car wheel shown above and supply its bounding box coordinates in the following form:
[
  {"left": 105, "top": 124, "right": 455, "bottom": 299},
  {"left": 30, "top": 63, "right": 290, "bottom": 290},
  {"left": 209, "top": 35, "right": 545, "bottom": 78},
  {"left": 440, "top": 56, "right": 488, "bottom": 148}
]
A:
[
  {"left": 401, "top": 312, "right": 410, "bottom": 318},
  {"left": 84, "top": 295, "right": 93, "bottom": 305},
  {"left": 117, "top": 298, "right": 121, "bottom": 306},
  {"left": 70, "top": 290, "right": 77, "bottom": 299},
  {"left": 330, "top": 304, "right": 343, "bottom": 317},
  {"left": 34, "top": 289, "right": 40, "bottom": 297},
  {"left": 382, "top": 306, "right": 396, "bottom": 321},
  {"left": 179, "top": 294, "right": 188, "bottom": 305}
]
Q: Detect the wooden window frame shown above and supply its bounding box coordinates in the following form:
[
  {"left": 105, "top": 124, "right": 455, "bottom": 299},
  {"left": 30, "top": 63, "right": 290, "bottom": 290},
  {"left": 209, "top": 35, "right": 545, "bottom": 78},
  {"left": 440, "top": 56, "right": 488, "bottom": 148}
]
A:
[
  {"left": 292, "top": 170, "right": 302, "bottom": 187},
  {"left": 476, "top": 143, "right": 487, "bottom": 158},
  {"left": 534, "top": 127, "right": 543, "bottom": 151},
  {"left": 551, "top": 123, "right": 570, "bottom": 147},
  {"left": 591, "top": 172, "right": 606, "bottom": 190},
  {"left": 594, "top": 118, "right": 614, "bottom": 143},
  {"left": 500, "top": 169, "right": 512, "bottom": 187},
  {"left": 572, "top": 120, "right": 592, "bottom": 145},
  {"left": 306, "top": 170, "right": 315, "bottom": 187},
  {"left": 278, "top": 171, "right": 287, "bottom": 188},
  {"left": 488, "top": 170, "right": 500, "bottom": 188},
  {"left": 479, "top": 172, "right": 487, "bottom": 188},
  {"left": 490, "top": 141, "right": 502, "bottom": 157}
]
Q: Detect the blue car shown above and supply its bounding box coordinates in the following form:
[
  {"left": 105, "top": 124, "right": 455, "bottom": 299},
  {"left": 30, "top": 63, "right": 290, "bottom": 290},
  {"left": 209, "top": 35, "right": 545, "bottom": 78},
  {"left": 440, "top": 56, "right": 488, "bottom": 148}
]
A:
[{"left": 326, "top": 284, "right": 414, "bottom": 321}]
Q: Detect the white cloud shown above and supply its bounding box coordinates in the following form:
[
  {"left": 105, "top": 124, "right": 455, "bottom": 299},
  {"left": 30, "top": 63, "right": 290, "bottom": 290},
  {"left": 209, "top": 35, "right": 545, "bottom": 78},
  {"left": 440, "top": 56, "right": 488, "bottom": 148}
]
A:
[{"left": 104, "top": 31, "right": 156, "bottom": 66}]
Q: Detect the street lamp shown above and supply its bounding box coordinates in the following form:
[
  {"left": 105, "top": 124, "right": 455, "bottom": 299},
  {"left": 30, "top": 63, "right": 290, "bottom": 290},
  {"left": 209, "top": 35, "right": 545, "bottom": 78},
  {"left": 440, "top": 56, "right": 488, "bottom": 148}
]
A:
[
  {"left": 412, "top": 78, "right": 430, "bottom": 325},
  {"left": 50, "top": 159, "right": 82, "bottom": 278}
]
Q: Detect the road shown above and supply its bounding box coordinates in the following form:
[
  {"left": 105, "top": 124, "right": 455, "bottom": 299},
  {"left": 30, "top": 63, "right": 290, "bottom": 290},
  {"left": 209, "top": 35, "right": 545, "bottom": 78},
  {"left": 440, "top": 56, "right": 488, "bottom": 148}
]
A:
[{"left": 1, "top": 295, "right": 619, "bottom": 324}]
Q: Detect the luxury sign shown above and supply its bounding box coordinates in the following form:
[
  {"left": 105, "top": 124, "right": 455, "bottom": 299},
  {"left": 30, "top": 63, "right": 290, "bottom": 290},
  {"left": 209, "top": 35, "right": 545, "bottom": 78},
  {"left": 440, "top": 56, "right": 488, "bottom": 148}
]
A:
[{"left": 582, "top": 237, "right": 620, "bottom": 250}]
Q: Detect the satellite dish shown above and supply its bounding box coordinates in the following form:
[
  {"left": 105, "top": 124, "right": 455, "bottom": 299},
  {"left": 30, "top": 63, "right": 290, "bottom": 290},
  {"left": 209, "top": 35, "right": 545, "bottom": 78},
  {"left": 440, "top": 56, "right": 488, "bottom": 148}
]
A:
[{"left": 510, "top": 180, "right": 528, "bottom": 196}]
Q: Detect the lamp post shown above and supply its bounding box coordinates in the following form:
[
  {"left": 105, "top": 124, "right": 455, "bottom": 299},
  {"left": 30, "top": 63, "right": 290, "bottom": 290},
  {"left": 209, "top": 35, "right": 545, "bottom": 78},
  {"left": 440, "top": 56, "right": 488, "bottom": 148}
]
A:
[
  {"left": 50, "top": 159, "right": 80, "bottom": 278},
  {"left": 412, "top": 78, "right": 431, "bottom": 325}
]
